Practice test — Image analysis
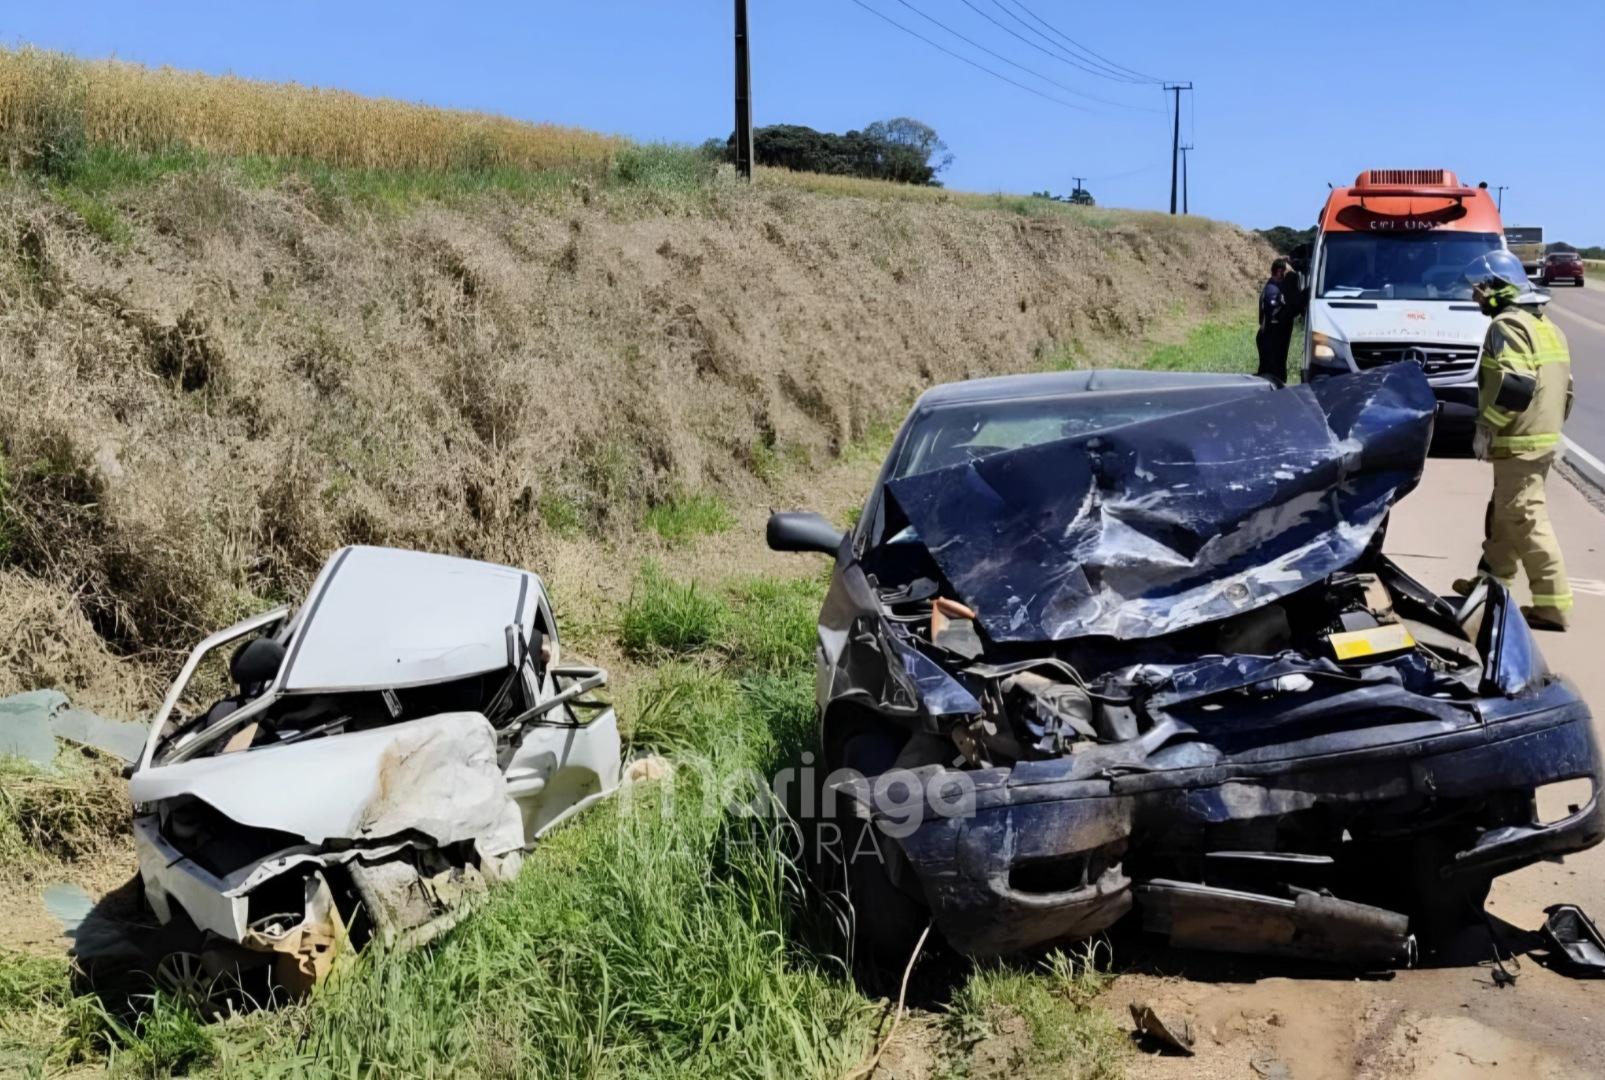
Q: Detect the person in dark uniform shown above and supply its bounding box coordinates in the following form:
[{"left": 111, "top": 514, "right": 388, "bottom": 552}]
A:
[{"left": 1256, "top": 257, "right": 1302, "bottom": 383}]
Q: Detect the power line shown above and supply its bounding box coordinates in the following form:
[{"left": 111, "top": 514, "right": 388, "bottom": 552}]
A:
[
  {"left": 999, "top": 0, "right": 1164, "bottom": 84},
  {"left": 961, "top": 0, "right": 1159, "bottom": 104},
  {"left": 884, "top": 0, "right": 1143, "bottom": 111},
  {"left": 846, "top": 0, "right": 1098, "bottom": 113},
  {"left": 987, "top": 0, "right": 1150, "bottom": 85},
  {"left": 1086, "top": 160, "right": 1166, "bottom": 182}
]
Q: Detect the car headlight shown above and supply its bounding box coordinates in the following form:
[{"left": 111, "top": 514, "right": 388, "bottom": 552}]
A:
[{"left": 1311, "top": 331, "right": 1338, "bottom": 361}]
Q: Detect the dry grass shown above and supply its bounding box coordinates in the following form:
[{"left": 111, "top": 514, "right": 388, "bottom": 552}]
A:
[
  {"left": 0, "top": 755, "right": 129, "bottom": 872},
  {"left": 0, "top": 46, "right": 620, "bottom": 175},
  {"left": 0, "top": 153, "right": 1265, "bottom": 705}
]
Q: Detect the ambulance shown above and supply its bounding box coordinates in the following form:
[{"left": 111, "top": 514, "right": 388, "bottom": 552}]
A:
[{"left": 1301, "top": 169, "right": 1507, "bottom": 437}]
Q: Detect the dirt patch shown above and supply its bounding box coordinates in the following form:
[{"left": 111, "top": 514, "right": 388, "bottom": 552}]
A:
[{"left": 1109, "top": 960, "right": 1597, "bottom": 1080}]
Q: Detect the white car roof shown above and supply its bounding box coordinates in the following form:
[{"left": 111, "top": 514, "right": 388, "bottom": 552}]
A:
[{"left": 281, "top": 546, "right": 538, "bottom": 693}]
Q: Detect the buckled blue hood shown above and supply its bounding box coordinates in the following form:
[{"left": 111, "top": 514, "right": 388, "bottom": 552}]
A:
[{"left": 884, "top": 364, "right": 1438, "bottom": 642}]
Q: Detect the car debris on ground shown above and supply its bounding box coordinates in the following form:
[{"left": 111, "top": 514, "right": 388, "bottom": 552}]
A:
[
  {"left": 1128, "top": 1001, "right": 1195, "bottom": 1055},
  {"left": 1541, "top": 904, "right": 1605, "bottom": 976},
  {"left": 118, "top": 546, "right": 623, "bottom": 996},
  {"left": 0, "top": 688, "right": 146, "bottom": 768},
  {"left": 770, "top": 364, "right": 1603, "bottom": 971}
]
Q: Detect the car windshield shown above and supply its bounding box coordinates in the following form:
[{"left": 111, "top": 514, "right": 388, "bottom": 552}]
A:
[
  {"left": 892, "top": 385, "right": 1266, "bottom": 480},
  {"left": 1318, "top": 232, "right": 1502, "bottom": 300},
  {"left": 1548, "top": 253, "right": 1577, "bottom": 261}
]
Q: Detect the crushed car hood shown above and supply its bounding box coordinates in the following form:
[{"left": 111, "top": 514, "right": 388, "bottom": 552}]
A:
[
  {"left": 885, "top": 364, "right": 1437, "bottom": 642},
  {"left": 130, "top": 712, "right": 525, "bottom": 856}
]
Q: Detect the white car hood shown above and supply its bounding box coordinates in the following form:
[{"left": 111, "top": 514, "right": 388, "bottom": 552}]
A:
[
  {"left": 1310, "top": 298, "right": 1487, "bottom": 346},
  {"left": 130, "top": 712, "right": 525, "bottom": 857}
]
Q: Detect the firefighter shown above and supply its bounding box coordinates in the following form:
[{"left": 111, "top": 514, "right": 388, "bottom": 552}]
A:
[
  {"left": 1452, "top": 250, "right": 1575, "bottom": 631},
  {"left": 1255, "top": 257, "right": 1298, "bottom": 383}
]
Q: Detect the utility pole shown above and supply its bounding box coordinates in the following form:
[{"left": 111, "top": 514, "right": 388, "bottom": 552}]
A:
[
  {"left": 1494, "top": 184, "right": 1509, "bottom": 212},
  {"left": 1071, "top": 175, "right": 1086, "bottom": 197},
  {"left": 734, "top": 0, "right": 753, "bottom": 180},
  {"left": 1165, "top": 83, "right": 1192, "bottom": 214},
  {"left": 1179, "top": 145, "right": 1193, "bottom": 215}
]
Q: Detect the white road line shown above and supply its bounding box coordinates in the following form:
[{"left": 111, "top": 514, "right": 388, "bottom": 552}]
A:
[
  {"left": 1550, "top": 302, "right": 1605, "bottom": 336},
  {"left": 1566, "top": 435, "right": 1605, "bottom": 477}
]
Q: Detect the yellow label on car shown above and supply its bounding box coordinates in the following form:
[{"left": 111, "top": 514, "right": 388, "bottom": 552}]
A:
[{"left": 1329, "top": 623, "right": 1416, "bottom": 661}]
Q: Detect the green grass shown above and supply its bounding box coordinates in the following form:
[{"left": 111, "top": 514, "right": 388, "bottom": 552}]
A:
[
  {"left": 50, "top": 184, "right": 131, "bottom": 245},
  {"left": 5, "top": 141, "right": 690, "bottom": 219},
  {"left": 618, "top": 562, "right": 729, "bottom": 657},
  {"left": 0, "top": 952, "right": 220, "bottom": 1078},
  {"left": 644, "top": 492, "right": 736, "bottom": 546},
  {"left": 537, "top": 491, "right": 585, "bottom": 538},
  {"left": 1141, "top": 311, "right": 1259, "bottom": 375},
  {"left": 0, "top": 951, "right": 71, "bottom": 1014},
  {"left": 943, "top": 946, "right": 1123, "bottom": 1080},
  {"left": 722, "top": 574, "right": 824, "bottom": 673}
]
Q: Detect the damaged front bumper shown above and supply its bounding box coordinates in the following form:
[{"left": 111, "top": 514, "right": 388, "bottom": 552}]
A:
[{"left": 847, "top": 678, "right": 1603, "bottom": 959}]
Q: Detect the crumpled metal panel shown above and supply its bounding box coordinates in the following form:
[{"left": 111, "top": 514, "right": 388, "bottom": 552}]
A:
[
  {"left": 130, "top": 712, "right": 525, "bottom": 857},
  {"left": 885, "top": 365, "right": 1437, "bottom": 642}
]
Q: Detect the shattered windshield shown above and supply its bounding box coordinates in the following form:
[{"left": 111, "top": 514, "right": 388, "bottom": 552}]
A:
[
  {"left": 892, "top": 385, "right": 1267, "bottom": 480},
  {"left": 1318, "top": 232, "right": 1502, "bottom": 300}
]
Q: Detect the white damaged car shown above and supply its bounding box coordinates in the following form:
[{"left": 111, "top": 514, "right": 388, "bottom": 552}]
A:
[{"left": 128, "top": 546, "right": 621, "bottom": 992}]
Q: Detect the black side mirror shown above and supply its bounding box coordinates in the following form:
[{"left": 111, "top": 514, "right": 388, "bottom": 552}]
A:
[
  {"left": 230, "top": 637, "right": 287, "bottom": 688},
  {"left": 766, "top": 511, "right": 844, "bottom": 556}
]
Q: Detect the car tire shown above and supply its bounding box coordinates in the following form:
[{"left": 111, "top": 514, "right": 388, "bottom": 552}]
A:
[{"left": 833, "top": 733, "right": 932, "bottom": 976}]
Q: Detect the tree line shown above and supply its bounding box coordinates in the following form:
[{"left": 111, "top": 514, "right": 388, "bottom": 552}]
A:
[{"left": 705, "top": 117, "right": 952, "bottom": 186}]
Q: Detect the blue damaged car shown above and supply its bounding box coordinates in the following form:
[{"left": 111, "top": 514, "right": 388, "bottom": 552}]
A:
[{"left": 767, "top": 363, "right": 1601, "bottom": 968}]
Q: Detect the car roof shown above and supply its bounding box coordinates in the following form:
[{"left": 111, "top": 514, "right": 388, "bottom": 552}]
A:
[
  {"left": 282, "top": 546, "right": 538, "bottom": 693},
  {"left": 913, "top": 368, "right": 1269, "bottom": 409}
]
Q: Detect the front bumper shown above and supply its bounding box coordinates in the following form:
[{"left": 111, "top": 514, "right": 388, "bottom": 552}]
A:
[
  {"left": 1431, "top": 383, "right": 1479, "bottom": 434},
  {"left": 854, "top": 680, "right": 1602, "bottom": 957}
]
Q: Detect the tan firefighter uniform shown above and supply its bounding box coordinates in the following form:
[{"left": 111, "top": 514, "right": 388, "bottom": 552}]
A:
[{"left": 1477, "top": 303, "right": 1575, "bottom": 618}]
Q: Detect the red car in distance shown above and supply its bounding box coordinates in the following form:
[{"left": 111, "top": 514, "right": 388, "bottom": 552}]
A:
[{"left": 1540, "top": 250, "right": 1587, "bottom": 287}]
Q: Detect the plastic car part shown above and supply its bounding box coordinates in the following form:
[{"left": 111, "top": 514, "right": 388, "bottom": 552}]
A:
[
  {"left": 1542, "top": 904, "right": 1605, "bottom": 976},
  {"left": 1137, "top": 880, "right": 1416, "bottom": 968}
]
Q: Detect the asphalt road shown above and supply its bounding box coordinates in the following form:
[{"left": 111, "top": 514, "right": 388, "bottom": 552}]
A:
[{"left": 1544, "top": 277, "right": 1605, "bottom": 488}]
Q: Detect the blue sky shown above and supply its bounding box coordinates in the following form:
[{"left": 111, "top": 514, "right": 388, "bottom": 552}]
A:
[{"left": 14, "top": 2, "right": 1605, "bottom": 240}]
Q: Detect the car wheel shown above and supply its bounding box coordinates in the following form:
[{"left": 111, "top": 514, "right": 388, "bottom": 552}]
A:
[{"left": 833, "top": 733, "right": 932, "bottom": 975}]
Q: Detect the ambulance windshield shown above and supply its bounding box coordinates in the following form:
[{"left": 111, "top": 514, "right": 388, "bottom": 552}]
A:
[{"left": 1318, "top": 232, "right": 1503, "bottom": 301}]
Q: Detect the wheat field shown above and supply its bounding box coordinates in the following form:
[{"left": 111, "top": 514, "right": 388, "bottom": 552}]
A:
[{"left": 0, "top": 46, "right": 621, "bottom": 173}]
